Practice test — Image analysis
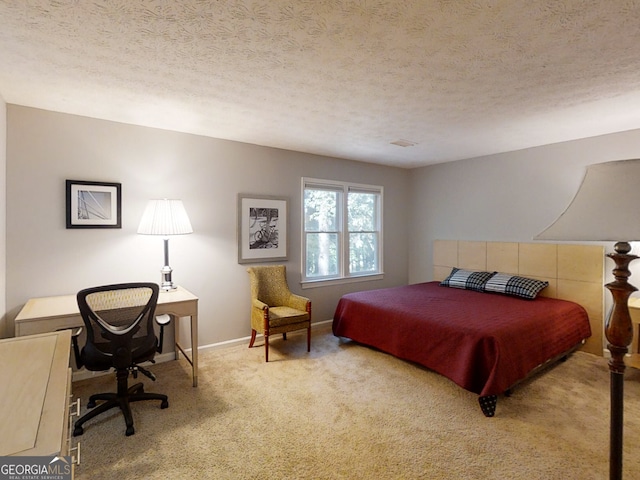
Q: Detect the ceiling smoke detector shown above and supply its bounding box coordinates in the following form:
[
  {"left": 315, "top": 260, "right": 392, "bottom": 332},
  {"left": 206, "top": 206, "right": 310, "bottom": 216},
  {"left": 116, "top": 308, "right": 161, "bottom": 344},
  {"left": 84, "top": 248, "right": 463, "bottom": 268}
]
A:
[{"left": 390, "top": 139, "right": 418, "bottom": 147}]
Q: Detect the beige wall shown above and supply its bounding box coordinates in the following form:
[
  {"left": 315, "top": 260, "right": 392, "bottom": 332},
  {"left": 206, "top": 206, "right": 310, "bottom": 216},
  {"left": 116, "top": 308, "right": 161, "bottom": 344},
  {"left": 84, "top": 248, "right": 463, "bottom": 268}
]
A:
[
  {"left": 9, "top": 104, "right": 640, "bottom": 348},
  {"left": 408, "top": 128, "right": 640, "bottom": 287},
  {"left": 4, "top": 105, "right": 410, "bottom": 344}
]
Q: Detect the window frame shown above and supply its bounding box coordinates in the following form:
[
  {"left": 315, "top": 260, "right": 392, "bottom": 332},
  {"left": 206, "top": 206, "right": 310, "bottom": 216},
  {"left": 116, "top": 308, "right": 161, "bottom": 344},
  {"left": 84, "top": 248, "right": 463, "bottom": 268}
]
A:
[{"left": 301, "top": 177, "right": 383, "bottom": 288}]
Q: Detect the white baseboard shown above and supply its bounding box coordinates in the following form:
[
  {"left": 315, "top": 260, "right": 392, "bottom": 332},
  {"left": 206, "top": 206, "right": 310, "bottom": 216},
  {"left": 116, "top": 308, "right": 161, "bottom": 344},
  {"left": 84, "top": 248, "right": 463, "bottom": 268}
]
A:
[
  {"left": 72, "top": 319, "right": 333, "bottom": 382},
  {"left": 197, "top": 318, "right": 333, "bottom": 355}
]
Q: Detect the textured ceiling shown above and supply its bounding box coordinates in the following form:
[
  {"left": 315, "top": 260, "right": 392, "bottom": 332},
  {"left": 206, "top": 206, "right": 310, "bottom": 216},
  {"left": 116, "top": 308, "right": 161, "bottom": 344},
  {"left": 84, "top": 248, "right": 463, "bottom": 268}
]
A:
[{"left": 1, "top": 1, "right": 640, "bottom": 168}]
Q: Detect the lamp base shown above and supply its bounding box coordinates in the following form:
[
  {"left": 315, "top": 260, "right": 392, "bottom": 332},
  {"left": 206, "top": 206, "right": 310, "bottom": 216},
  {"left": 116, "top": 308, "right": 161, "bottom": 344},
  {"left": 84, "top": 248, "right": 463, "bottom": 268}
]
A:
[
  {"left": 605, "top": 241, "right": 638, "bottom": 480},
  {"left": 160, "top": 266, "right": 177, "bottom": 292}
]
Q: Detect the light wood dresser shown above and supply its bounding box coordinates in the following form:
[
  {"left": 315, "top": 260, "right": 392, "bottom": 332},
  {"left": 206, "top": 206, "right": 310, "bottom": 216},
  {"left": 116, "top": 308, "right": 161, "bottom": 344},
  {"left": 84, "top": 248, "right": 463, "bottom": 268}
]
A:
[{"left": 0, "top": 330, "right": 78, "bottom": 463}]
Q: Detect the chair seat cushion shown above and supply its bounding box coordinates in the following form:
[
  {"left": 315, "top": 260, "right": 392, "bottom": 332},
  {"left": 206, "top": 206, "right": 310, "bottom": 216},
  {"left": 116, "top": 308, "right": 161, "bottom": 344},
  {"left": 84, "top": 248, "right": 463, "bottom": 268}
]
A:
[{"left": 268, "top": 306, "right": 309, "bottom": 328}]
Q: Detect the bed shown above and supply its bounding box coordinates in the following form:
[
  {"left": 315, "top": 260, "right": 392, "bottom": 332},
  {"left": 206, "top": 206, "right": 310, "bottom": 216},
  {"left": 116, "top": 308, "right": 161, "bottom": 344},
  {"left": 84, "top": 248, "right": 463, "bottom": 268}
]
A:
[{"left": 332, "top": 240, "right": 604, "bottom": 416}]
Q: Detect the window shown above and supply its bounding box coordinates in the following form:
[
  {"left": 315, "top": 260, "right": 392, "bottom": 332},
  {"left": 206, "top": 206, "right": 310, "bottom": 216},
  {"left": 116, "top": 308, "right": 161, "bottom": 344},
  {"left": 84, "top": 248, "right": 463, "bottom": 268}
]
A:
[{"left": 302, "top": 178, "right": 383, "bottom": 285}]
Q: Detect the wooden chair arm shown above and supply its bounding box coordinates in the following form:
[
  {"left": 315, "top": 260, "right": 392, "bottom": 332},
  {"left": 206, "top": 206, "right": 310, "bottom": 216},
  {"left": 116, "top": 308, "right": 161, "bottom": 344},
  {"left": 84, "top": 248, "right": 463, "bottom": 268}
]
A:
[{"left": 252, "top": 298, "right": 269, "bottom": 311}]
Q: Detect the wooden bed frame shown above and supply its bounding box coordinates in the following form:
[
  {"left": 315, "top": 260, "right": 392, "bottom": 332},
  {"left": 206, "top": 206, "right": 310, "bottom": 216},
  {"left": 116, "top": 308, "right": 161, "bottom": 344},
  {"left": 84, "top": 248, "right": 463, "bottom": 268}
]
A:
[{"left": 433, "top": 240, "right": 605, "bottom": 356}]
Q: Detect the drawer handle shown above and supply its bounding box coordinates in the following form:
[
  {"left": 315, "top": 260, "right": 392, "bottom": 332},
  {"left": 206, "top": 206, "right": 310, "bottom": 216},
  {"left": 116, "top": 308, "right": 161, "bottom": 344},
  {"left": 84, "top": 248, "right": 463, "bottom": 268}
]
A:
[{"left": 69, "top": 398, "right": 81, "bottom": 417}]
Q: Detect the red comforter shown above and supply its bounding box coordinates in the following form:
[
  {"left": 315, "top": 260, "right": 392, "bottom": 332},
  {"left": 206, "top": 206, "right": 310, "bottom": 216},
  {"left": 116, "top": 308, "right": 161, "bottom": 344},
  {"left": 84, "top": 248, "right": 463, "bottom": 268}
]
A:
[{"left": 332, "top": 282, "right": 591, "bottom": 397}]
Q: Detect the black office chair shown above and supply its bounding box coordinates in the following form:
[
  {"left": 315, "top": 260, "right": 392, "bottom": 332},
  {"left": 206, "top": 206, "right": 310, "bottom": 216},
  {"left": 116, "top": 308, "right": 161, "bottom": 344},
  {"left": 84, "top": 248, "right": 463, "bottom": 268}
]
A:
[{"left": 71, "top": 282, "right": 170, "bottom": 437}]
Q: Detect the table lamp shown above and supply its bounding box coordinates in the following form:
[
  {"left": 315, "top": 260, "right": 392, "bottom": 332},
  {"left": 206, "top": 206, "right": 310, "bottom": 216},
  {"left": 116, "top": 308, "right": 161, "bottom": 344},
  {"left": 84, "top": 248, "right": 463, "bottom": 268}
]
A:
[
  {"left": 535, "top": 158, "right": 640, "bottom": 480},
  {"left": 137, "top": 199, "right": 193, "bottom": 291}
]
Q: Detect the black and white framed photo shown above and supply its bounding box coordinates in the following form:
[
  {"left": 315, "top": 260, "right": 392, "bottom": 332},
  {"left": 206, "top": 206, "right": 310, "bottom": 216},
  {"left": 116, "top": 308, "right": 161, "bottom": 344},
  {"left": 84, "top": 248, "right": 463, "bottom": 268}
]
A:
[
  {"left": 237, "top": 194, "right": 288, "bottom": 263},
  {"left": 66, "top": 180, "right": 122, "bottom": 229}
]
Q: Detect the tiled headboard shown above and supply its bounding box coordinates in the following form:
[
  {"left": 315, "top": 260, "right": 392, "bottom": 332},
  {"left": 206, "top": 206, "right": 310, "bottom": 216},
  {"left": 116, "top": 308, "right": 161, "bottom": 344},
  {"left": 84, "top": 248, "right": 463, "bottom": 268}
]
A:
[{"left": 433, "top": 240, "right": 605, "bottom": 356}]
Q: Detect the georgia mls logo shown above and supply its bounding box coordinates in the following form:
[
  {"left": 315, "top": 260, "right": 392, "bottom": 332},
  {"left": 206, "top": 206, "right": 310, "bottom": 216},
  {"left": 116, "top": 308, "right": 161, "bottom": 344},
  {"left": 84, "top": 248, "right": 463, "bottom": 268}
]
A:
[
  {"left": 0, "top": 455, "right": 72, "bottom": 480},
  {"left": 49, "top": 456, "right": 71, "bottom": 472}
]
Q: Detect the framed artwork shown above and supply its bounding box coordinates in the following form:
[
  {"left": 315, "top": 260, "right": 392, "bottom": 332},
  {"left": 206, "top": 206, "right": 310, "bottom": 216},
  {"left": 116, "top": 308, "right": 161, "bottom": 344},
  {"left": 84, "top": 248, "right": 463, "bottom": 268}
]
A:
[
  {"left": 237, "top": 194, "right": 288, "bottom": 263},
  {"left": 66, "top": 180, "right": 122, "bottom": 229}
]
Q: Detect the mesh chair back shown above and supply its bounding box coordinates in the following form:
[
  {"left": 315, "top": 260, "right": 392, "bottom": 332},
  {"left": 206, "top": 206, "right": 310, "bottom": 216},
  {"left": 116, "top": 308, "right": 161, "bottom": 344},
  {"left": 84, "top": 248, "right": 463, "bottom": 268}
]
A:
[{"left": 77, "top": 283, "right": 159, "bottom": 370}]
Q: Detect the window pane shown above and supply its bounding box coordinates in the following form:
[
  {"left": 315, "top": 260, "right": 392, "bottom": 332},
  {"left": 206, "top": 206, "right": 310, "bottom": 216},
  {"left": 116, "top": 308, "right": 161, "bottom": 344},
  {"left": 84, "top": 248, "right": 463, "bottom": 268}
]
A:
[
  {"left": 306, "top": 233, "right": 338, "bottom": 277},
  {"left": 349, "top": 233, "right": 378, "bottom": 273},
  {"left": 303, "top": 178, "right": 382, "bottom": 282},
  {"left": 348, "top": 192, "right": 376, "bottom": 231},
  {"left": 305, "top": 189, "right": 338, "bottom": 232}
]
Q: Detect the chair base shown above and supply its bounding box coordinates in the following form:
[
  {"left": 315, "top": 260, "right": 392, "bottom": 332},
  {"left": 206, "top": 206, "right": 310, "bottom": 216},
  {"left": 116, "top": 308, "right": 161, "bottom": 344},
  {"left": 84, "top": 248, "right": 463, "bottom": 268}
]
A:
[{"left": 74, "top": 372, "right": 168, "bottom": 437}]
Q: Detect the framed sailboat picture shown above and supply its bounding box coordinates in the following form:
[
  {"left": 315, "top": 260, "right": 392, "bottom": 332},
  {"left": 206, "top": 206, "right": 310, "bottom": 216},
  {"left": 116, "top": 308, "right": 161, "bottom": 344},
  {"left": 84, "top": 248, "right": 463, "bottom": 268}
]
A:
[{"left": 66, "top": 180, "right": 122, "bottom": 229}]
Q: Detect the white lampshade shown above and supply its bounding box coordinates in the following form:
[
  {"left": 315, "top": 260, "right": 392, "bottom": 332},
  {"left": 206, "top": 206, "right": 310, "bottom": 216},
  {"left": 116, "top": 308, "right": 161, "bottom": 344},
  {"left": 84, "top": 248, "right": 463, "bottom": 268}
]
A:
[
  {"left": 535, "top": 159, "right": 640, "bottom": 242},
  {"left": 137, "top": 199, "right": 193, "bottom": 236}
]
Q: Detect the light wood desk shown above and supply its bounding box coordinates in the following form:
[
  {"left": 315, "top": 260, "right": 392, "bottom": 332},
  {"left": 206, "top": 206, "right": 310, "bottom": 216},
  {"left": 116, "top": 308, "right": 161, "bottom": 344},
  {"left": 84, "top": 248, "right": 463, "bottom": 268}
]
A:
[
  {"left": 0, "top": 330, "right": 73, "bottom": 457},
  {"left": 14, "top": 286, "right": 199, "bottom": 387}
]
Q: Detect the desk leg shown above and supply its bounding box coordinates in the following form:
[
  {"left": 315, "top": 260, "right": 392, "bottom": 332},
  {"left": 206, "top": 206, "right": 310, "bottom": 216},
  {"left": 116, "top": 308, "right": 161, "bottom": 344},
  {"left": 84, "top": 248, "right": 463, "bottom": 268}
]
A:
[
  {"left": 173, "top": 314, "right": 198, "bottom": 387},
  {"left": 174, "top": 315, "right": 181, "bottom": 361},
  {"left": 190, "top": 314, "right": 198, "bottom": 387}
]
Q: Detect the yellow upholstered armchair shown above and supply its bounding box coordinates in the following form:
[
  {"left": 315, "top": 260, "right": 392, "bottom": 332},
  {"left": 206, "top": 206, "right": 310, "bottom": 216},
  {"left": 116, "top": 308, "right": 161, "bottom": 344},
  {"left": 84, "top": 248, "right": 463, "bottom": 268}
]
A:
[{"left": 247, "top": 265, "right": 311, "bottom": 362}]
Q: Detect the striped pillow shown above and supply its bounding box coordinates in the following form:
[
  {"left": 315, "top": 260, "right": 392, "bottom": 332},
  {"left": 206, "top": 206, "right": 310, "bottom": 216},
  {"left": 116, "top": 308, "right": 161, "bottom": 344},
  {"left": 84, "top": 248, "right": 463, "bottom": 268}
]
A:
[
  {"left": 440, "top": 268, "right": 496, "bottom": 292},
  {"left": 483, "top": 273, "right": 549, "bottom": 299}
]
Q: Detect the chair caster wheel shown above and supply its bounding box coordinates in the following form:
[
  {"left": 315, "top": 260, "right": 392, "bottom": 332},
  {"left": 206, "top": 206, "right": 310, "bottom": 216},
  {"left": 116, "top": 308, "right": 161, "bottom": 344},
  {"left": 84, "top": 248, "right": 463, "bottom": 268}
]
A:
[
  {"left": 126, "top": 426, "right": 135, "bottom": 436},
  {"left": 73, "top": 426, "right": 84, "bottom": 436},
  {"left": 161, "top": 399, "right": 169, "bottom": 409}
]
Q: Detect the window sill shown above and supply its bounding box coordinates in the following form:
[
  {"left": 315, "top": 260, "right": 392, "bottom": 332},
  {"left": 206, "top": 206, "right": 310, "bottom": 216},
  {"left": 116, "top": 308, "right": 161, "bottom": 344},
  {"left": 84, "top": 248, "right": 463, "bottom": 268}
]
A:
[{"left": 300, "top": 273, "right": 384, "bottom": 289}]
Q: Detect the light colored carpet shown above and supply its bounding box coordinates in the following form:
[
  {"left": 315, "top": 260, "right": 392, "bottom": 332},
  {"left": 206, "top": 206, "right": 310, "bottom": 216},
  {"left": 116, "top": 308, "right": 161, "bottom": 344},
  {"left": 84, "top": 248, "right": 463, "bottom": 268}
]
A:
[{"left": 72, "top": 325, "right": 640, "bottom": 479}]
